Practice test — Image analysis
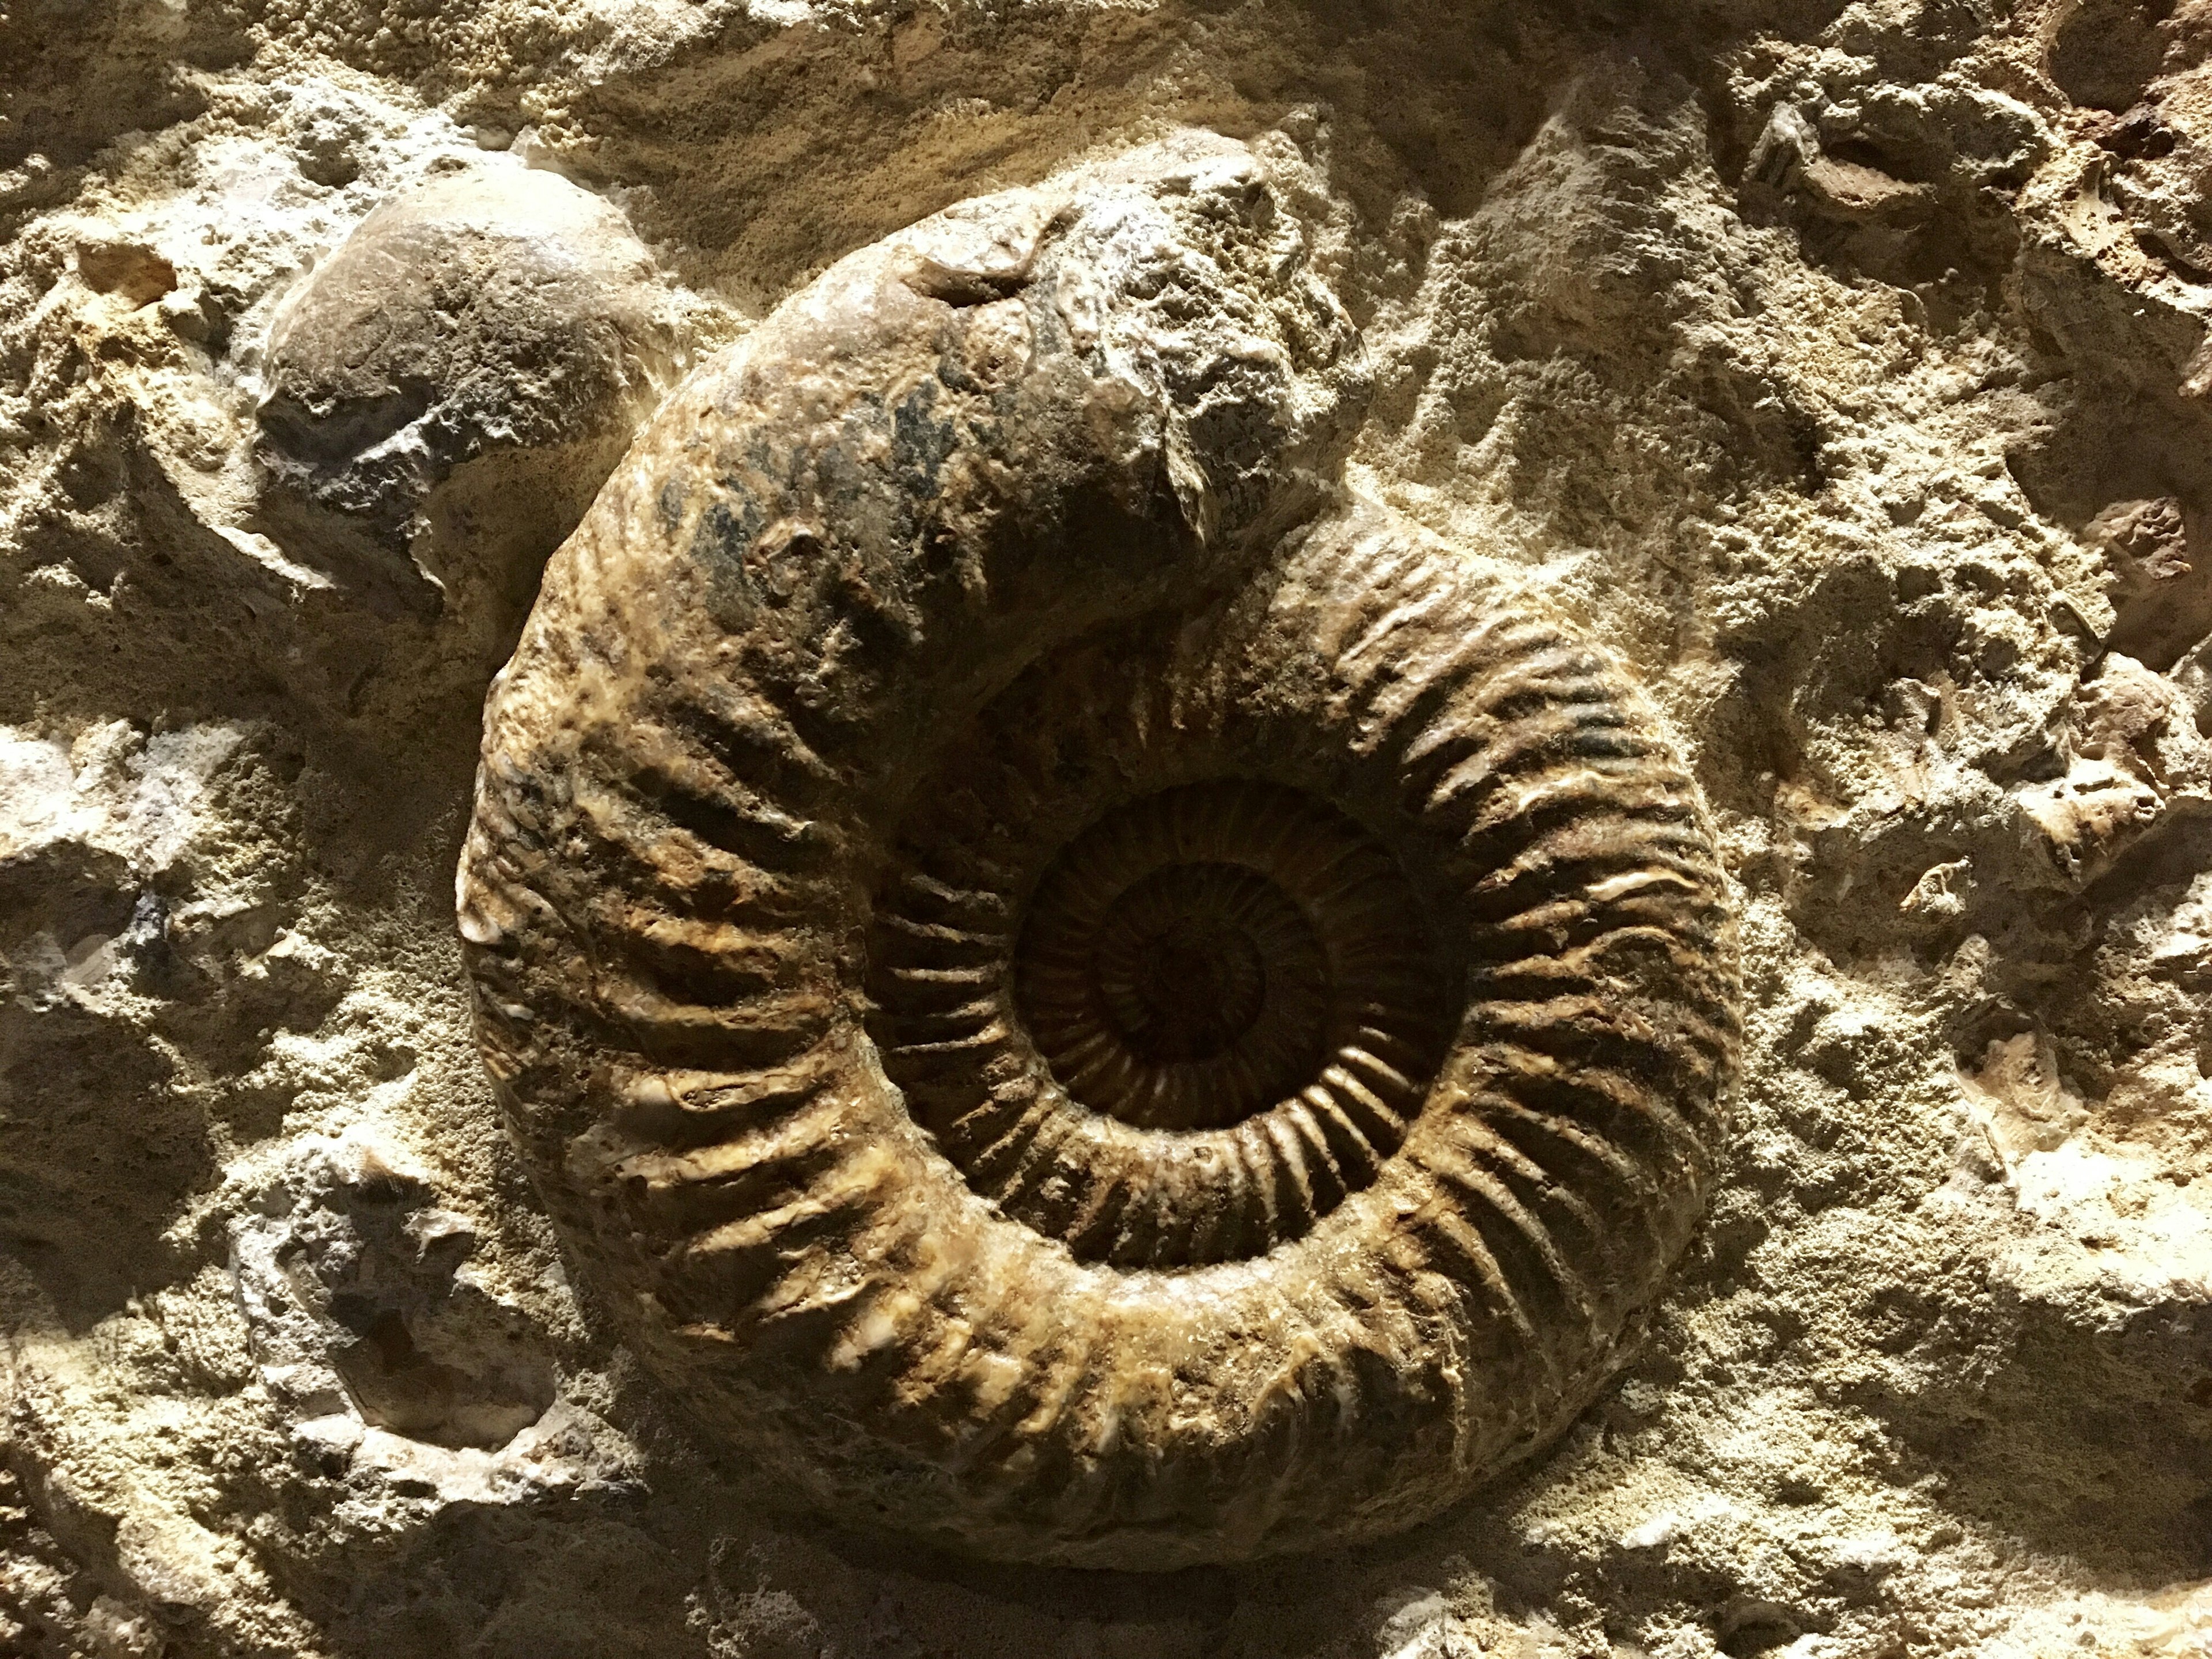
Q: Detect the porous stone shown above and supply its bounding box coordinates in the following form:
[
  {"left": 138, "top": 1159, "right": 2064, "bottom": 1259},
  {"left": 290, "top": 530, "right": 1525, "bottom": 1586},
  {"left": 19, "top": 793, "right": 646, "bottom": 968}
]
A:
[{"left": 3, "top": 1, "right": 2211, "bottom": 1654}]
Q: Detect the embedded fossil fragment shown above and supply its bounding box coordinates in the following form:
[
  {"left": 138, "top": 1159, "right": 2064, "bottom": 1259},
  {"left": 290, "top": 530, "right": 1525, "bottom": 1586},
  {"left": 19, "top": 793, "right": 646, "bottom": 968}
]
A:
[
  {"left": 257, "top": 160, "right": 683, "bottom": 609},
  {"left": 457, "top": 135, "right": 1740, "bottom": 1569}
]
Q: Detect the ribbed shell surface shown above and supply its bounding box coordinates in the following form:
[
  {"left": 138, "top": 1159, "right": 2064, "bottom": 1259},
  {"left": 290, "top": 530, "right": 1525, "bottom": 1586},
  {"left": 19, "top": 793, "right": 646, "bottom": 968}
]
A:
[{"left": 456, "top": 138, "right": 1739, "bottom": 1569}]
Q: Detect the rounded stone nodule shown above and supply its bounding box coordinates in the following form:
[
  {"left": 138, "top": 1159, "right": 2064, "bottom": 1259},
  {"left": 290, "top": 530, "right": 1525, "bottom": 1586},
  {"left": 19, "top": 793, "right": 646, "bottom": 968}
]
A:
[
  {"left": 257, "top": 161, "right": 683, "bottom": 612},
  {"left": 457, "top": 133, "right": 1740, "bottom": 1569}
]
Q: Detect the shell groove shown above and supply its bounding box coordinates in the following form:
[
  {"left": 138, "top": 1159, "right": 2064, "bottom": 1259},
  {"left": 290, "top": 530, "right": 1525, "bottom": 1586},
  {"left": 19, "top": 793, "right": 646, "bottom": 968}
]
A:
[
  {"left": 873, "top": 775, "right": 1454, "bottom": 1269},
  {"left": 457, "top": 137, "right": 1740, "bottom": 1569}
]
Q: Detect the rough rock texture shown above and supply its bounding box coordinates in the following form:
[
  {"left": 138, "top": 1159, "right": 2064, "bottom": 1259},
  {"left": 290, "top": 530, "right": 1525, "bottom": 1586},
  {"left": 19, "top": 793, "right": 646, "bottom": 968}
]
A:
[{"left": 2, "top": 0, "right": 2210, "bottom": 1652}]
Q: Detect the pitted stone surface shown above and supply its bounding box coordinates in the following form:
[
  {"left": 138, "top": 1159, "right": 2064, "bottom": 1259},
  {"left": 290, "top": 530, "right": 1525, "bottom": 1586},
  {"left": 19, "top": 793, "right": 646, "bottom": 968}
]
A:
[{"left": 7, "top": 2, "right": 2212, "bottom": 1652}]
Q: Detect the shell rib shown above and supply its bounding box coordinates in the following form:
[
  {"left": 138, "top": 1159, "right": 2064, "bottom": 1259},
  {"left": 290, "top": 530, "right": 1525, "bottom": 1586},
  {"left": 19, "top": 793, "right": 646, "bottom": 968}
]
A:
[{"left": 457, "top": 135, "right": 1740, "bottom": 1569}]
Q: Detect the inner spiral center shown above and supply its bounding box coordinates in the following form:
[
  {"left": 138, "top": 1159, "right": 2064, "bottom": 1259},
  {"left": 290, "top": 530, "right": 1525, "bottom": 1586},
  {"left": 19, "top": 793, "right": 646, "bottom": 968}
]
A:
[
  {"left": 870, "top": 777, "right": 1454, "bottom": 1265},
  {"left": 1014, "top": 794, "right": 1392, "bottom": 1134},
  {"left": 1093, "top": 863, "right": 1302, "bottom": 1063}
]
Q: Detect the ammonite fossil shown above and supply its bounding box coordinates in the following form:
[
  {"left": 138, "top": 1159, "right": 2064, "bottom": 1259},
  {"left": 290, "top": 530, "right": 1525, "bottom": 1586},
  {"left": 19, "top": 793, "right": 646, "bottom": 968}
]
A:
[{"left": 457, "top": 135, "right": 1740, "bottom": 1569}]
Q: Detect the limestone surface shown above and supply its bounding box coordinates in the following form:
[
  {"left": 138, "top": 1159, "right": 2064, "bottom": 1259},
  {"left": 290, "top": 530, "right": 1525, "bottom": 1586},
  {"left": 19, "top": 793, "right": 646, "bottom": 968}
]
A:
[{"left": 3, "top": 0, "right": 2211, "bottom": 1655}]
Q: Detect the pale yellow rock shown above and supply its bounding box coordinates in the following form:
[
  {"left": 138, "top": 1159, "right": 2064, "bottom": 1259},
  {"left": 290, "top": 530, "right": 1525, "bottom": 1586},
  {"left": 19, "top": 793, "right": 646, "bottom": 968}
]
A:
[{"left": 2, "top": 0, "right": 2210, "bottom": 1653}]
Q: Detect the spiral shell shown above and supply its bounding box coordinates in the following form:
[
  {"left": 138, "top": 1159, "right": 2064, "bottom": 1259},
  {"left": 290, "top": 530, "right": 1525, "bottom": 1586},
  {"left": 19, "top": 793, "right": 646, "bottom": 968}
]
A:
[{"left": 457, "top": 135, "right": 1740, "bottom": 1569}]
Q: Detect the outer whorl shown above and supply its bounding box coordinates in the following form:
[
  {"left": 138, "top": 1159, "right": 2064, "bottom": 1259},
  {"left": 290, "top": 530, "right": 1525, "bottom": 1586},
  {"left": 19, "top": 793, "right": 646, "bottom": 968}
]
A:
[{"left": 457, "top": 135, "right": 1740, "bottom": 1569}]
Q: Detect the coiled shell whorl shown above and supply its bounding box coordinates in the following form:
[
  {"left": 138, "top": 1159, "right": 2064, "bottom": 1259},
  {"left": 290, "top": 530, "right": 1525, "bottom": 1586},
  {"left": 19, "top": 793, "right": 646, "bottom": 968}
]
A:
[{"left": 457, "top": 135, "right": 1740, "bottom": 1569}]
